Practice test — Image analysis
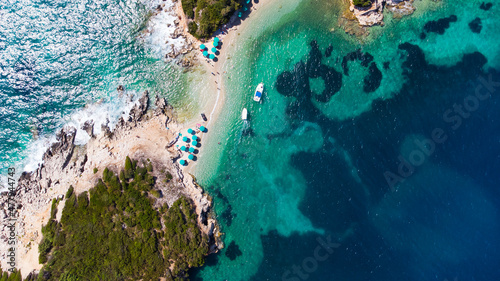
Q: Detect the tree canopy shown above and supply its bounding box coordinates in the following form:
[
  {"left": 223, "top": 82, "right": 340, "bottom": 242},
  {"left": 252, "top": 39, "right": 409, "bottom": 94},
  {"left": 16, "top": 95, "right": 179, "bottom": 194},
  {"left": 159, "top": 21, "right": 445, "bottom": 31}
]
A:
[{"left": 36, "top": 158, "right": 209, "bottom": 281}]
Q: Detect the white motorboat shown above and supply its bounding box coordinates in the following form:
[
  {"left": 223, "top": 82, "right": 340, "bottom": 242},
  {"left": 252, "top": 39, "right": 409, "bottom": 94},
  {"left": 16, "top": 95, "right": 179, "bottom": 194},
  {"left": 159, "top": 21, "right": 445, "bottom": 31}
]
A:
[
  {"left": 241, "top": 108, "right": 248, "bottom": 120},
  {"left": 253, "top": 83, "right": 264, "bottom": 102}
]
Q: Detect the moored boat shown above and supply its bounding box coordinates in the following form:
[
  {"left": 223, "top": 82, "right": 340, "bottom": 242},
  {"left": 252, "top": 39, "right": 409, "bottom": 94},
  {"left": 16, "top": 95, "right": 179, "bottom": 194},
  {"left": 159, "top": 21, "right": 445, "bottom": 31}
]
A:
[
  {"left": 242, "top": 108, "right": 248, "bottom": 120},
  {"left": 253, "top": 83, "right": 264, "bottom": 102}
]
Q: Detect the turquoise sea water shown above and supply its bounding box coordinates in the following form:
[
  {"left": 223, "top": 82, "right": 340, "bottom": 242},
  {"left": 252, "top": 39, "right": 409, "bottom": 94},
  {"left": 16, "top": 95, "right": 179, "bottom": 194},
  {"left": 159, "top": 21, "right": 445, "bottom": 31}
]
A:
[
  {"left": 2, "top": 0, "right": 500, "bottom": 280},
  {"left": 193, "top": 0, "right": 500, "bottom": 280},
  {"left": 0, "top": 0, "right": 211, "bottom": 184}
]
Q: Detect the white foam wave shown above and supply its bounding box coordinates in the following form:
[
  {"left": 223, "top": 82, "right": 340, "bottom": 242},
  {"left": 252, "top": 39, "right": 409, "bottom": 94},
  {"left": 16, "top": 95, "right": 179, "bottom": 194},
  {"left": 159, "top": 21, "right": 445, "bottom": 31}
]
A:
[
  {"left": 10, "top": 0, "right": 184, "bottom": 181},
  {"left": 22, "top": 93, "right": 141, "bottom": 173},
  {"left": 140, "top": 0, "right": 187, "bottom": 59}
]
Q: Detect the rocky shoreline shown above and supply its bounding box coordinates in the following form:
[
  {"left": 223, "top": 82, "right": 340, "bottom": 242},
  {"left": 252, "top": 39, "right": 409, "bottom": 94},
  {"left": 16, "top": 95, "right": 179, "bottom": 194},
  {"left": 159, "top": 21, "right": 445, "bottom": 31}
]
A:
[
  {"left": 164, "top": 0, "right": 416, "bottom": 63},
  {"left": 0, "top": 91, "right": 222, "bottom": 276},
  {"left": 348, "top": 0, "right": 416, "bottom": 27},
  {"left": 155, "top": 0, "right": 203, "bottom": 68}
]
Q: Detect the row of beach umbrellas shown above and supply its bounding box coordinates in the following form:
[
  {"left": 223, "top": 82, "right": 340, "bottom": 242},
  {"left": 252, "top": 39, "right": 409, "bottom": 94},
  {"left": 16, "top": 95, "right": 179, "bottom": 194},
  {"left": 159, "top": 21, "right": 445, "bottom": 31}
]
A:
[
  {"left": 179, "top": 125, "right": 207, "bottom": 166},
  {"left": 199, "top": 37, "right": 220, "bottom": 60}
]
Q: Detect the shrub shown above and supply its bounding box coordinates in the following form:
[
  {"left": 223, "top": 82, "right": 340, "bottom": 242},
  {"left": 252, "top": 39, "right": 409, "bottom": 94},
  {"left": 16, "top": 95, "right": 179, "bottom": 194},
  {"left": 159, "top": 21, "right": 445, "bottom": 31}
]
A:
[
  {"left": 93, "top": 167, "right": 98, "bottom": 174},
  {"left": 165, "top": 171, "right": 173, "bottom": 182},
  {"left": 0, "top": 269, "right": 22, "bottom": 281},
  {"left": 124, "top": 156, "right": 133, "bottom": 179},
  {"left": 353, "top": 0, "right": 372, "bottom": 7},
  {"left": 182, "top": 0, "right": 196, "bottom": 18},
  {"left": 181, "top": 0, "right": 241, "bottom": 39},
  {"left": 188, "top": 21, "right": 198, "bottom": 34},
  {"left": 50, "top": 199, "right": 58, "bottom": 219},
  {"left": 65, "top": 186, "right": 73, "bottom": 199},
  {"left": 37, "top": 157, "right": 209, "bottom": 281},
  {"left": 150, "top": 190, "right": 161, "bottom": 198}
]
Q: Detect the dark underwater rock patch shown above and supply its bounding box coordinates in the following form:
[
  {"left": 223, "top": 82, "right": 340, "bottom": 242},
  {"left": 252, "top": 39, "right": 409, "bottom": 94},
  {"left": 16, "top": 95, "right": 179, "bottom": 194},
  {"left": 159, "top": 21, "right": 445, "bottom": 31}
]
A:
[
  {"left": 342, "top": 50, "right": 361, "bottom": 75},
  {"left": 469, "top": 17, "right": 482, "bottom": 33},
  {"left": 221, "top": 204, "right": 234, "bottom": 226},
  {"left": 276, "top": 40, "right": 343, "bottom": 109},
  {"left": 363, "top": 62, "right": 382, "bottom": 93},
  {"left": 307, "top": 40, "right": 323, "bottom": 78},
  {"left": 341, "top": 49, "right": 374, "bottom": 76},
  {"left": 423, "top": 15, "right": 458, "bottom": 36},
  {"left": 480, "top": 2, "right": 493, "bottom": 10},
  {"left": 325, "top": 44, "right": 333, "bottom": 57},
  {"left": 225, "top": 241, "right": 242, "bottom": 261},
  {"left": 276, "top": 71, "right": 296, "bottom": 97},
  {"left": 315, "top": 64, "right": 343, "bottom": 102},
  {"left": 360, "top": 52, "right": 374, "bottom": 67}
]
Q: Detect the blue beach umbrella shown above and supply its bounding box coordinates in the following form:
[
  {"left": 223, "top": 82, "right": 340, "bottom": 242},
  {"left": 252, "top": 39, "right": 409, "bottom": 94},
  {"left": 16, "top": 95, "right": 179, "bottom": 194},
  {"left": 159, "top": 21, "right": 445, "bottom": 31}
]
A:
[
  {"left": 199, "top": 126, "right": 206, "bottom": 132},
  {"left": 179, "top": 159, "right": 186, "bottom": 166},
  {"left": 209, "top": 54, "right": 215, "bottom": 60},
  {"left": 188, "top": 154, "right": 195, "bottom": 160},
  {"left": 213, "top": 41, "right": 218, "bottom": 47},
  {"left": 199, "top": 44, "right": 206, "bottom": 49},
  {"left": 189, "top": 147, "right": 195, "bottom": 153},
  {"left": 211, "top": 47, "right": 217, "bottom": 53},
  {"left": 192, "top": 140, "right": 198, "bottom": 146},
  {"left": 203, "top": 51, "right": 208, "bottom": 57},
  {"left": 187, "top": 128, "right": 193, "bottom": 134},
  {"left": 214, "top": 37, "right": 219, "bottom": 42},
  {"left": 181, "top": 146, "right": 186, "bottom": 151},
  {"left": 182, "top": 136, "right": 190, "bottom": 143},
  {"left": 192, "top": 135, "right": 198, "bottom": 141}
]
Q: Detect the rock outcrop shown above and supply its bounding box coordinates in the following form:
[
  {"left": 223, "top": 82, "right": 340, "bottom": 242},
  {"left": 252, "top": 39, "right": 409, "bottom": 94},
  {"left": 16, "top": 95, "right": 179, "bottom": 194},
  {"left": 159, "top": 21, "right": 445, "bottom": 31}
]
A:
[
  {"left": 128, "top": 91, "right": 149, "bottom": 124},
  {"left": 349, "top": 0, "right": 415, "bottom": 27},
  {"left": 81, "top": 120, "right": 94, "bottom": 138},
  {"left": 349, "top": 0, "right": 384, "bottom": 26},
  {"left": 0, "top": 91, "right": 221, "bottom": 275},
  {"left": 154, "top": 94, "right": 173, "bottom": 117},
  {"left": 387, "top": 0, "right": 416, "bottom": 19}
]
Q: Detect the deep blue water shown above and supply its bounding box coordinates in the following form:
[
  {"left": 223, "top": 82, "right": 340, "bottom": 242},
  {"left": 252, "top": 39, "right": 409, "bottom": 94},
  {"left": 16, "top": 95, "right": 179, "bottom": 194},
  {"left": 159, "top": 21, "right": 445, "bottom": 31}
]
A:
[
  {"left": 249, "top": 43, "right": 500, "bottom": 280},
  {"left": 192, "top": 0, "right": 500, "bottom": 280},
  {"left": 1, "top": 0, "right": 500, "bottom": 279}
]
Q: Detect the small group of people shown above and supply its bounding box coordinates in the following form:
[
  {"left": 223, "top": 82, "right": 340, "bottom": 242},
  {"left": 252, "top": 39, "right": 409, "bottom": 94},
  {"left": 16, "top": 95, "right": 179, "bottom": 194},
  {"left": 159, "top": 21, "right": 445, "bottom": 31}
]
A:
[{"left": 220, "top": 25, "right": 229, "bottom": 35}]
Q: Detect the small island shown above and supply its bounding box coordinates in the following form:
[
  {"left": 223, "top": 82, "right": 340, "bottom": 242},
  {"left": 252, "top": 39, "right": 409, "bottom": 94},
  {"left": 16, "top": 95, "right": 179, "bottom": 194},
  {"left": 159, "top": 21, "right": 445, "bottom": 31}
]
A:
[{"left": 348, "top": 0, "right": 416, "bottom": 27}]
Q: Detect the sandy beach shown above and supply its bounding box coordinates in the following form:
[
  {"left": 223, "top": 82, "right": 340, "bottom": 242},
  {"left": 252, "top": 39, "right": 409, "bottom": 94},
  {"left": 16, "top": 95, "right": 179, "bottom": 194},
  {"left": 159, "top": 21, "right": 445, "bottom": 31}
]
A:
[
  {"left": 173, "top": 0, "right": 272, "bottom": 174},
  {"left": 1, "top": 0, "right": 271, "bottom": 275},
  {"left": 3, "top": 101, "right": 222, "bottom": 274}
]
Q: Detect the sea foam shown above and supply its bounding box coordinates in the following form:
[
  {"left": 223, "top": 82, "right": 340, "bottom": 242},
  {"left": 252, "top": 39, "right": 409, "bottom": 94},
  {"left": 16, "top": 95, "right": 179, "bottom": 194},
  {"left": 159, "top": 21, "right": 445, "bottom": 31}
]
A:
[
  {"left": 139, "top": 0, "right": 187, "bottom": 59},
  {"left": 22, "top": 93, "right": 141, "bottom": 173},
  {"left": 16, "top": 0, "right": 184, "bottom": 176}
]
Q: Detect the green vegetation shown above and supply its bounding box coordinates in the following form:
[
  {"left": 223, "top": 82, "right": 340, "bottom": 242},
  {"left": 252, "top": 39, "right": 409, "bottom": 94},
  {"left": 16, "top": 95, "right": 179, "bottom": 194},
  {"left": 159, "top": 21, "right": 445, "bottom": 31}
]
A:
[
  {"left": 0, "top": 267, "right": 22, "bottom": 281},
  {"left": 182, "top": 0, "right": 242, "bottom": 39},
  {"left": 165, "top": 171, "right": 173, "bottom": 182},
  {"left": 93, "top": 167, "right": 98, "bottom": 174},
  {"left": 353, "top": 0, "right": 372, "bottom": 7},
  {"left": 163, "top": 198, "right": 208, "bottom": 277},
  {"left": 65, "top": 186, "right": 73, "bottom": 199},
  {"left": 188, "top": 21, "right": 198, "bottom": 35},
  {"left": 151, "top": 189, "right": 162, "bottom": 198},
  {"left": 36, "top": 157, "right": 209, "bottom": 281}
]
